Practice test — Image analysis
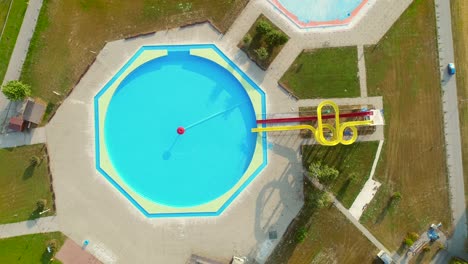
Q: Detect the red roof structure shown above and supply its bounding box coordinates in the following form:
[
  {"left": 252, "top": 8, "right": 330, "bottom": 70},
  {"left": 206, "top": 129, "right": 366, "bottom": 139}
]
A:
[{"left": 8, "top": 116, "right": 25, "bottom": 132}]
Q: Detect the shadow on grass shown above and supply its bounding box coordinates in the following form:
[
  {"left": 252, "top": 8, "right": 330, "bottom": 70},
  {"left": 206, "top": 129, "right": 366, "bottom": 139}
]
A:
[
  {"left": 23, "top": 164, "right": 36, "bottom": 180},
  {"left": 336, "top": 178, "right": 351, "bottom": 201},
  {"left": 397, "top": 242, "right": 408, "bottom": 256},
  {"left": 40, "top": 249, "right": 54, "bottom": 264},
  {"left": 375, "top": 197, "right": 394, "bottom": 224}
]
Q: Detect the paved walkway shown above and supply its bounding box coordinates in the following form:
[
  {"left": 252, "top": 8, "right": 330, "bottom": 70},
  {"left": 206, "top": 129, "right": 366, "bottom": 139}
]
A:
[
  {"left": 357, "top": 45, "right": 368, "bottom": 97},
  {"left": 0, "top": 0, "right": 43, "bottom": 129},
  {"left": 349, "top": 140, "right": 384, "bottom": 219},
  {"left": 433, "top": 0, "right": 467, "bottom": 259},
  {"left": 0, "top": 216, "right": 59, "bottom": 239},
  {"left": 0, "top": 127, "right": 46, "bottom": 148}
]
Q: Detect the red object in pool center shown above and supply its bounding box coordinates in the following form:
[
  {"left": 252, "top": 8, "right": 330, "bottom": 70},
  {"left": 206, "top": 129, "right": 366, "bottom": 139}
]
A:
[{"left": 177, "top": 127, "right": 185, "bottom": 135}]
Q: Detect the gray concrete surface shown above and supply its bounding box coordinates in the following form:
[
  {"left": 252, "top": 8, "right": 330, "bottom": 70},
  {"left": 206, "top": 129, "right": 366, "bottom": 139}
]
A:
[
  {"left": 433, "top": 0, "right": 468, "bottom": 260},
  {"left": 0, "top": 216, "right": 59, "bottom": 239},
  {"left": 0, "top": 127, "right": 46, "bottom": 148}
]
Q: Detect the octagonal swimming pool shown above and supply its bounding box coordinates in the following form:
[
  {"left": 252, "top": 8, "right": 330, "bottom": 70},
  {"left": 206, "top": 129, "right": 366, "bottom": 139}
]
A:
[{"left": 95, "top": 45, "right": 267, "bottom": 217}]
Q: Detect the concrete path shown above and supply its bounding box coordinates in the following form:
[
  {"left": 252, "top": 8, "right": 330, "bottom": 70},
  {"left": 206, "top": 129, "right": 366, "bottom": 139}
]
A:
[
  {"left": 357, "top": 45, "right": 368, "bottom": 97},
  {"left": 434, "top": 0, "right": 467, "bottom": 259},
  {"left": 0, "top": 216, "right": 59, "bottom": 239},
  {"left": 0, "top": 127, "right": 46, "bottom": 148},
  {"left": 349, "top": 140, "right": 384, "bottom": 219},
  {"left": 0, "top": 0, "right": 43, "bottom": 128}
]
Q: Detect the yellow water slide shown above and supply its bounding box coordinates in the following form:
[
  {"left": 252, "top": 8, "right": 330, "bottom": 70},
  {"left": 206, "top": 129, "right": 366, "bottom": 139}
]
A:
[{"left": 252, "top": 100, "right": 373, "bottom": 146}]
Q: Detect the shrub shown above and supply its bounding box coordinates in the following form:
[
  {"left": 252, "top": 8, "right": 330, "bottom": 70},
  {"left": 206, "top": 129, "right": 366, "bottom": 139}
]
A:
[
  {"left": 47, "top": 239, "right": 58, "bottom": 254},
  {"left": 265, "top": 30, "right": 288, "bottom": 47},
  {"left": 422, "top": 245, "right": 431, "bottom": 252},
  {"left": 404, "top": 238, "right": 414, "bottom": 247},
  {"left": 408, "top": 232, "right": 419, "bottom": 241},
  {"left": 243, "top": 34, "right": 252, "bottom": 47},
  {"left": 392, "top": 192, "right": 402, "bottom": 200},
  {"left": 296, "top": 227, "right": 308, "bottom": 243},
  {"left": 308, "top": 162, "right": 339, "bottom": 185},
  {"left": 30, "top": 155, "right": 41, "bottom": 166},
  {"left": 255, "top": 19, "right": 272, "bottom": 35},
  {"left": 36, "top": 199, "right": 47, "bottom": 211},
  {"left": 255, "top": 47, "right": 269, "bottom": 60},
  {"left": 1, "top": 80, "right": 31, "bottom": 101}
]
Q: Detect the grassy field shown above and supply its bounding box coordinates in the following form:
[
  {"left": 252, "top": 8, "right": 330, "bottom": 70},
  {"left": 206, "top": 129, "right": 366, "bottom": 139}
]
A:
[
  {"left": 266, "top": 180, "right": 378, "bottom": 263},
  {"left": 280, "top": 47, "right": 360, "bottom": 99},
  {"left": 360, "top": 0, "right": 451, "bottom": 249},
  {"left": 239, "top": 15, "right": 289, "bottom": 70},
  {"left": 302, "top": 141, "right": 379, "bottom": 208},
  {"left": 0, "top": 144, "right": 55, "bottom": 224},
  {"left": 21, "top": 0, "right": 248, "bottom": 121},
  {"left": 451, "top": 0, "right": 468, "bottom": 207},
  {"left": 0, "top": 0, "right": 28, "bottom": 84},
  {"left": 0, "top": 232, "right": 66, "bottom": 264},
  {"left": 0, "top": 0, "right": 11, "bottom": 26}
]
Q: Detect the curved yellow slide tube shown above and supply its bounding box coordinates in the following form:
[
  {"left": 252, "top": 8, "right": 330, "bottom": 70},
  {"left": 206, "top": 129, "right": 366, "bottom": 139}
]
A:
[{"left": 252, "top": 100, "right": 373, "bottom": 146}]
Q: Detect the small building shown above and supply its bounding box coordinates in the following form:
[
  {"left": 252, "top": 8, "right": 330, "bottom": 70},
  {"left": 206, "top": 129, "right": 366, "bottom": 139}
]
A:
[
  {"left": 8, "top": 98, "right": 47, "bottom": 132},
  {"left": 8, "top": 116, "right": 26, "bottom": 132},
  {"left": 22, "top": 98, "right": 46, "bottom": 125}
]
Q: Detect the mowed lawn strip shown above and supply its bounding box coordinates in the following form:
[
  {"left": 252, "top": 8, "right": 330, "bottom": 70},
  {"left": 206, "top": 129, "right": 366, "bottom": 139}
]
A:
[
  {"left": 20, "top": 0, "right": 248, "bottom": 122},
  {"left": 0, "top": 144, "right": 55, "bottom": 224},
  {"left": 280, "top": 47, "right": 360, "bottom": 99},
  {"left": 302, "top": 141, "right": 379, "bottom": 208},
  {"left": 0, "top": 232, "right": 66, "bottom": 264},
  {"left": 451, "top": 0, "right": 468, "bottom": 206},
  {"left": 360, "top": 0, "right": 450, "bottom": 248},
  {"left": 0, "top": 0, "right": 28, "bottom": 84},
  {"left": 0, "top": 0, "right": 12, "bottom": 27}
]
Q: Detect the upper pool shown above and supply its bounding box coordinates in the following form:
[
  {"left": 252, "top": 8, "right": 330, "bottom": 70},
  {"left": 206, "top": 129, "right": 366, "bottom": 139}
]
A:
[
  {"left": 95, "top": 45, "right": 267, "bottom": 217},
  {"left": 270, "top": 0, "right": 368, "bottom": 28}
]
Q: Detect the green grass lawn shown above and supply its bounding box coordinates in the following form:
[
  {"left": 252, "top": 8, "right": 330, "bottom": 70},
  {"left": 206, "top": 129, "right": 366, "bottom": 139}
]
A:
[
  {"left": 0, "top": 0, "right": 28, "bottom": 84},
  {"left": 302, "top": 141, "right": 379, "bottom": 208},
  {"left": 20, "top": 0, "right": 248, "bottom": 122},
  {"left": 280, "top": 47, "right": 360, "bottom": 99},
  {"left": 0, "top": 144, "right": 55, "bottom": 224},
  {"left": 266, "top": 180, "right": 378, "bottom": 263},
  {"left": 360, "top": 0, "right": 450, "bottom": 249},
  {"left": 239, "top": 15, "right": 289, "bottom": 70},
  {"left": 0, "top": 232, "right": 66, "bottom": 264}
]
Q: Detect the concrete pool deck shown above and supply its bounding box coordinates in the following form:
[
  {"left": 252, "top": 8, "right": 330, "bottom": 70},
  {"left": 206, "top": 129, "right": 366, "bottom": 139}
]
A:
[
  {"left": 46, "top": 24, "right": 305, "bottom": 263},
  {"left": 29, "top": 0, "right": 415, "bottom": 262}
]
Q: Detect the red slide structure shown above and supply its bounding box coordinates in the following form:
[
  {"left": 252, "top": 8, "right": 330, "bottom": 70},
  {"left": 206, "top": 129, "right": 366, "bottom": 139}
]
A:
[{"left": 256, "top": 111, "right": 373, "bottom": 124}]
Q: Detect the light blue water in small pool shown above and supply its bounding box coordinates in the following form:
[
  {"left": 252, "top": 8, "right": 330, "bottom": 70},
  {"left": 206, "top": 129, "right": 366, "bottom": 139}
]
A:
[
  {"left": 278, "top": 0, "right": 363, "bottom": 23},
  {"left": 104, "top": 48, "right": 257, "bottom": 207}
]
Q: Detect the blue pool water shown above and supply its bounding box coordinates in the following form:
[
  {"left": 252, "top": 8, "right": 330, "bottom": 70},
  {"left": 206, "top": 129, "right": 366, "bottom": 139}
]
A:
[
  {"left": 104, "top": 47, "right": 257, "bottom": 207},
  {"left": 277, "top": 0, "right": 363, "bottom": 23}
]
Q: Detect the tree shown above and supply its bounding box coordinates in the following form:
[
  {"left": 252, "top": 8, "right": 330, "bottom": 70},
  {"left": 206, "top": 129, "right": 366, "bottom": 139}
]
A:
[
  {"left": 255, "top": 19, "right": 272, "bottom": 35},
  {"left": 242, "top": 34, "right": 252, "bottom": 47},
  {"left": 265, "top": 30, "right": 288, "bottom": 47},
  {"left": 255, "top": 47, "right": 269, "bottom": 60},
  {"left": 308, "top": 162, "right": 339, "bottom": 185},
  {"left": 1, "top": 80, "right": 31, "bottom": 101}
]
